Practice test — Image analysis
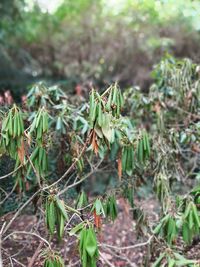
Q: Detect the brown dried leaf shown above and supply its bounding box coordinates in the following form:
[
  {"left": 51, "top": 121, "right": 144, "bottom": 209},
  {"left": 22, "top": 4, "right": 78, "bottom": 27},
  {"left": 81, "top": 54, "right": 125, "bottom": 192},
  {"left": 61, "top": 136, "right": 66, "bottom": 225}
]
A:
[
  {"left": 118, "top": 157, "right": 122, "bottom": 180},
  {"left": 17, "top": 139, "right": 25, "bottom": 164},
  {"left": 94, "top": 209, "right": 101, "bottom": 229},
  {"left": 153, "top": 102, "right": 161, "bottom": 113},
  {"left": 91, "top": 130, "right": 98, "bottom": 155}
]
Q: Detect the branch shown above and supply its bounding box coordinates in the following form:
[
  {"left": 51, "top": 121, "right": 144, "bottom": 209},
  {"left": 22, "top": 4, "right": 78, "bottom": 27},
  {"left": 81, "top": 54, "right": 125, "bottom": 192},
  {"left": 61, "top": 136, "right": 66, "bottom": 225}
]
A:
[
  {"left": 0, "top": 164, "right": 22, "bottom": 180},
  {"left": 3, "top": 231, "right": 50, "bottom": 248},
  {"left": 103, "top": 247, "right": 137, "bottom": 267},
  {"left": 99, "top": 251, "right": 115, "bottom": 267},
  {"left": 26, "top": 154, "right": 41, "bottom": 188},
  {"left": 28, "top": 241, "right": 44, "bottom": 267},
  {"left": 100, "top": 235, "right": 153, "bottom": 250},
  {"left": 43, "top": 131, "right": 92, "bottom": 192},
  {"left": 57, "top": 159, "right": 103, "bottom": 196},
  {"left": 0, "top": 223, "right": 6, "bottom": 267},
  {"left": 0, "top": 182, "right": 17, "bottom": 205},
  {"left": 2, "top": 190, "right": 40, "bottom": 235}
]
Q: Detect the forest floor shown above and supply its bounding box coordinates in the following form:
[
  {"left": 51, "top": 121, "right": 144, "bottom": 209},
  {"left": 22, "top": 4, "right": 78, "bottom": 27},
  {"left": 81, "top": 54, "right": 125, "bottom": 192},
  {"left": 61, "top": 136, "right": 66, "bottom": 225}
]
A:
[{"left": 1, "top": 197, "right": 200, "bottom": 267}]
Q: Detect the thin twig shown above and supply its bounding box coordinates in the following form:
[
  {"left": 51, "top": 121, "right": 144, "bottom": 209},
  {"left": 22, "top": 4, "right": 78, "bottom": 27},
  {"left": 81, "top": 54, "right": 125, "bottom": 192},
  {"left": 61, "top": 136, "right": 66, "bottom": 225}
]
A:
[
  {"left": 3, "top": 231, "right": 50, "bottom": 248},
  {"left": 28, "top": 241, "right": 44, "bottom": 267},
  {"left": 43, "top": 132, "right": 92, "bottom": 192},
  {"left": 100, "top": 235, "right": 153, "bottom": 250},
  {"left": 104, "top": 246, "right": 137, "bottom": 267},
  {"left": 57, "top": 159, "right": 103, "bottom": 196},
  {"left": 9, "top": 257, "right": 14, "bottom": 267},
  {"left": 99, "top": 251, "right": 115, "bottom": 267},
  {"left": 0, "top": 182, "right": 17, "bottom": 205},
  {"left": 26, "top": 154, "right": 41, "bottom": 188},
  {"left": 0, "top": 164, "right": 22, "bottom": 180},
  {"left": 0, "top": 223, "right": 6, "bottom": 267},
  {"left": 2, "top": 135, "right": 91, "bottom": 234},
  {"left": 2, "top": 190, "right": 40, "bottom": 235},
  {"left": 68, "top": 259, "right": 80, "bottom": 266},
  {"left": 12, "top": 258, "right": 26, "bottom": 267}
]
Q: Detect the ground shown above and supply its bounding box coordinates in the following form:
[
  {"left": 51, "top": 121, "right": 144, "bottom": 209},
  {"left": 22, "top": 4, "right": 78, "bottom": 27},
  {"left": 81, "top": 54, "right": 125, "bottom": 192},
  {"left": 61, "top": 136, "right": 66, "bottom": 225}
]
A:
[{"left": 1, "top": 197, "right": 200, "bottom": 267}]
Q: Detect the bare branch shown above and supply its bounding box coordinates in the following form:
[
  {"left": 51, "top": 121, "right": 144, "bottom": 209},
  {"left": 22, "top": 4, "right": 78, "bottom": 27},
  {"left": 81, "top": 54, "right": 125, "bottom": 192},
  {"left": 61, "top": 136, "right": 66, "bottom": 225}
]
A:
[{"left": 100, "top": 235, "right": 153, "bottom": 251}]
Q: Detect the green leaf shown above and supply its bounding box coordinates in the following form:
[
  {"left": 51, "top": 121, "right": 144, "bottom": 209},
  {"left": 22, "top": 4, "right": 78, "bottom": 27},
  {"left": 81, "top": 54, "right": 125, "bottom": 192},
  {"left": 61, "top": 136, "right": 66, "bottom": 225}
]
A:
[
  {"left": 48, "top": 201, "right": 56, "bottom": 235},
  {"left": 69, "top": 222, "right": 85, "bottom": 236},
  {"left": 85, "top": 228, "right": 98, "bottom": 258},
  {"left": 152, "top": 252, "right": 165, "bottom": 267},
  {"left": 55, "top": 197, "right": 68, "bottom": 220},
  {"left": 168, "top": 258, "right": 175, "bottom": 267},
  {"left": 58, "top": 214, "right": 65, "bottom": 239},
  {"left": 76, "top": 191, "right": 88, "bottom": 209},
  {"left": 182, "top": 221, "right": 191, "bottom": 244},
  {"left": 79, "top": 228, "right": 87, "bottom": 254},
  {"left": 192, "top": 203, "right": 200, "bottom": 227},
  {"left": 101, "top": 119, "right": 113, "bottom": 143},
  {"left": 92, "top": 199, "right": 105, "bottom": 216},
  {"left": 56, "top": 116, "right": 62, "bottom": 130}
]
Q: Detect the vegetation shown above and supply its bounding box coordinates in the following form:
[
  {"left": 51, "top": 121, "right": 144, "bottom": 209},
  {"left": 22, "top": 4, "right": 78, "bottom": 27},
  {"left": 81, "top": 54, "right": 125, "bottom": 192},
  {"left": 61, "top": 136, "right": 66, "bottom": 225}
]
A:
[
  {"left": 2, "top": 0, "right": 200, "bottom": 95},
  {"left": 1, "top": 1, "right": 200, "bottom": 266},
  {"left": 0, "top": 55, "right": 200, "bottom": 266}
]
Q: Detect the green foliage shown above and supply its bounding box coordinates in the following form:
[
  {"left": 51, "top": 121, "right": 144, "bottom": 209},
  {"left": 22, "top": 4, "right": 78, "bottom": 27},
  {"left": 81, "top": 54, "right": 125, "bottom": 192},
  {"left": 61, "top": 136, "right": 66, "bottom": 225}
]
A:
[
  {"left": 2, "top": 0, "right": 200, "bottom": 93},
  {"left": 79, "top": 225, "right": 99, "bottom": 267},
  {"left": 1, "top": 105, "right": 24, "bottom": 158},
  {"left": 45, "top": 195, "right": 68, "bottom": 239},
  {"left": 91, "top": 198, "right": 105, "bottom": 216},
  {"left": 153, "top": 214, "right": 178, "bottom": 245},
  {"left": 1, "top": 54, "right": 200, "bottom": 265},
  {"left": 0, "top": 0, "right": 25, "bottom": 42},
  {"left": 152, "top": 249, "right": 196, "bottom": 267},
  {"left": 76, "top": 191, "right": 88, "bottom": 209},
  {"left": 104, "top": 195, "right": 118, "bottom": 221},
  {"left": 43, "top": 250, "right": 64, "bottom": 267}
]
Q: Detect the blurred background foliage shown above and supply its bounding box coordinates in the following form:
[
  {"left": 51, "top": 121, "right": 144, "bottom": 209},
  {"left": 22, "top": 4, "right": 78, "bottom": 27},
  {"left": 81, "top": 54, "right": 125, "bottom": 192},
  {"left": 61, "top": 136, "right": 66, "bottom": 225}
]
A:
[{"left": 1, "top": 0, "right": 200, "bottom": 97}]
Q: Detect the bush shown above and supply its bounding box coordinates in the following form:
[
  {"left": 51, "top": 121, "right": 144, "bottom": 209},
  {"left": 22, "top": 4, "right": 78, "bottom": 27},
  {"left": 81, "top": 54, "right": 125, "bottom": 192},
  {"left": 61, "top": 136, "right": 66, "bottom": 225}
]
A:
[{"left": 1, "top": 55, "right": 200, "bottom": 266}]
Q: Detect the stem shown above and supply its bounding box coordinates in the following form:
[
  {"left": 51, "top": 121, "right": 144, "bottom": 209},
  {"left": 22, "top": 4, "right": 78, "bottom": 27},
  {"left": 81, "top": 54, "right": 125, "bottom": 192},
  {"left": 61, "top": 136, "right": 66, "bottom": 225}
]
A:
[{"left": 101, "top": 85, "right": 113, "bottom": 98}]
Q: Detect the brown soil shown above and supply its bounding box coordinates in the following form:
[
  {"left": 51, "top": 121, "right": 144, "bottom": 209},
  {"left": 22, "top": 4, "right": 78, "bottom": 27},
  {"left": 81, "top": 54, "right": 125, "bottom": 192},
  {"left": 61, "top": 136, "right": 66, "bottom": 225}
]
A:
[{"left": 1, "top": 198, "right": 200, "bottom": 267}]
